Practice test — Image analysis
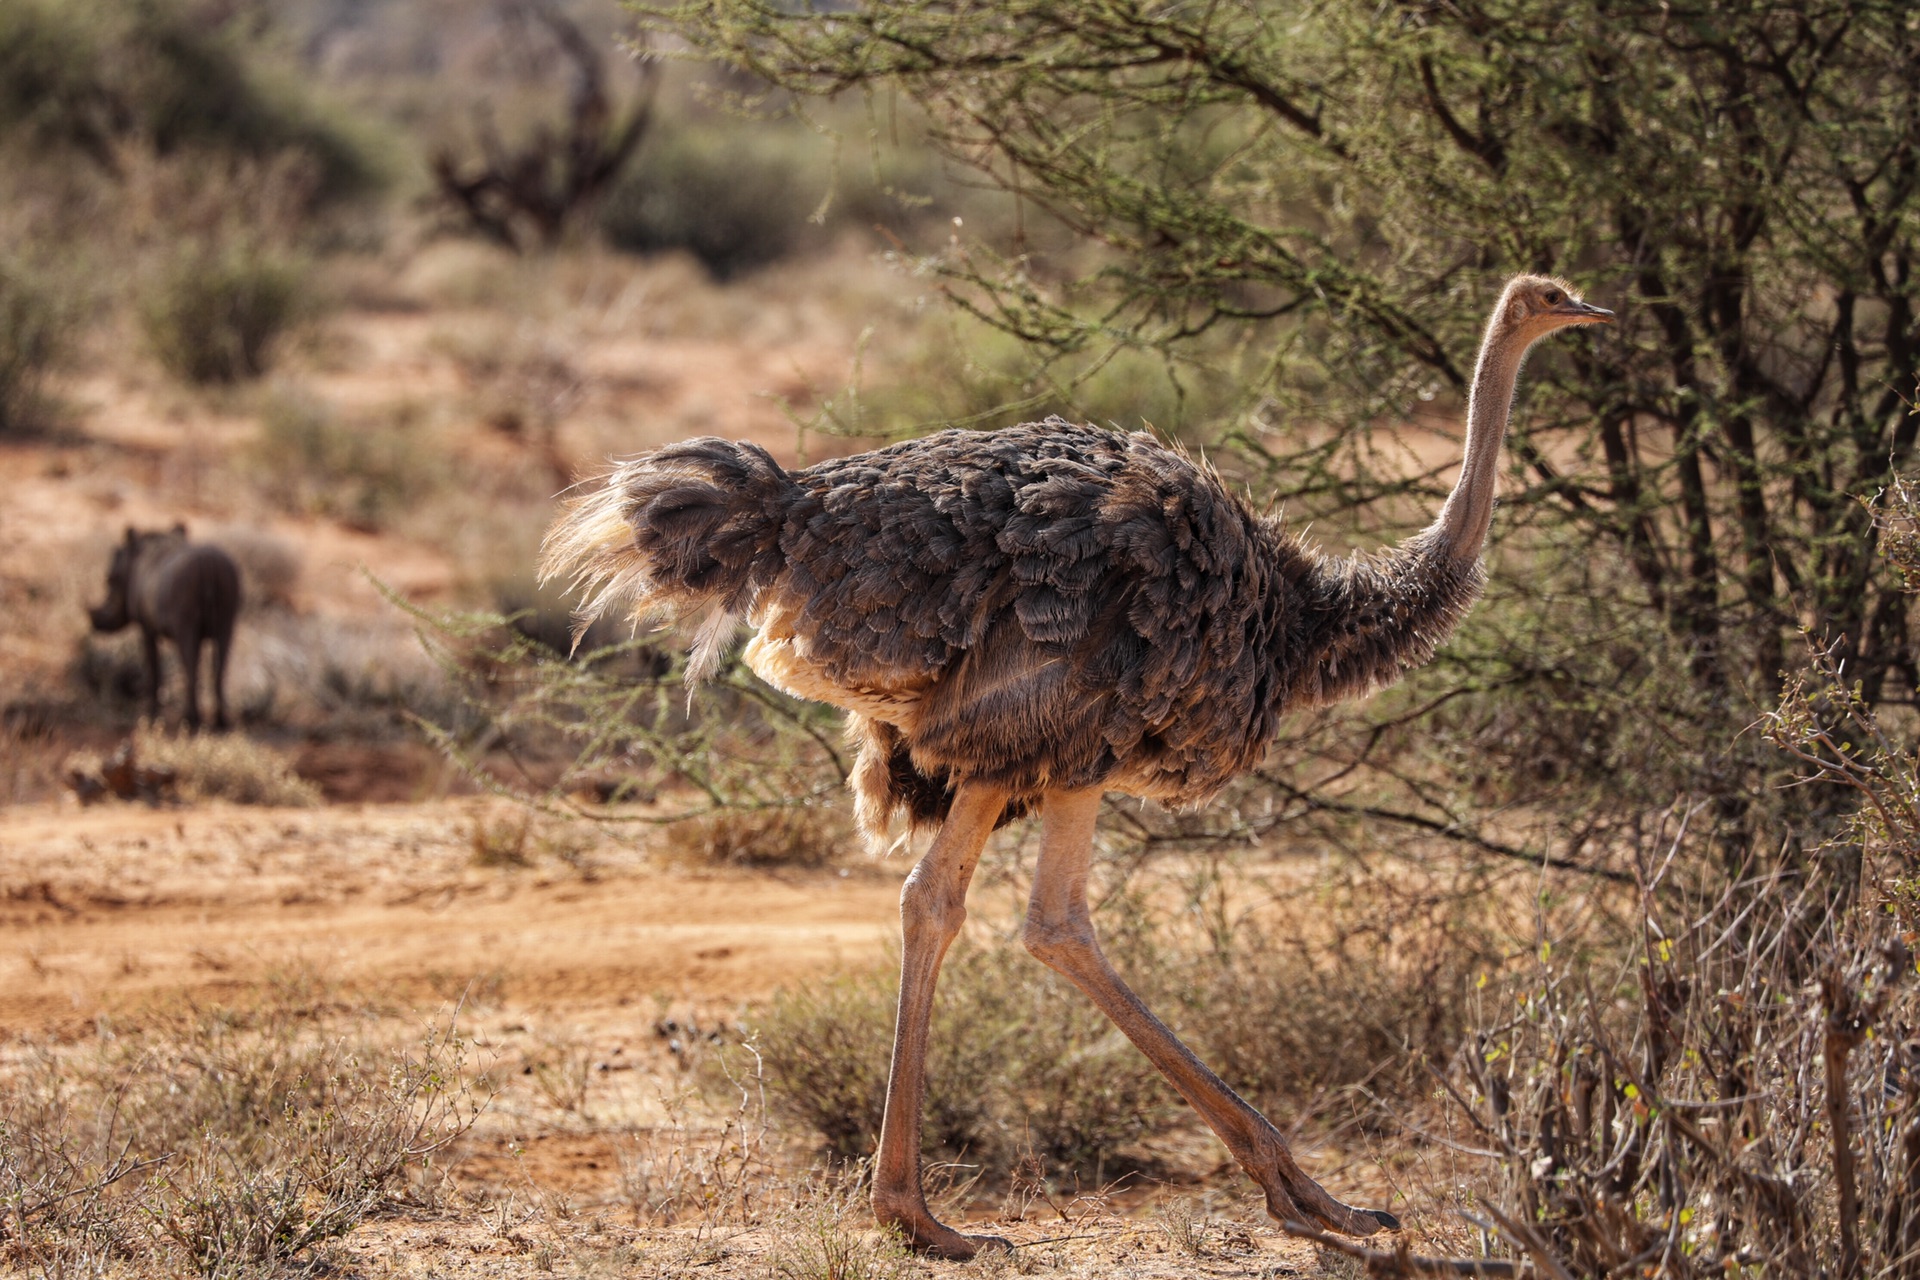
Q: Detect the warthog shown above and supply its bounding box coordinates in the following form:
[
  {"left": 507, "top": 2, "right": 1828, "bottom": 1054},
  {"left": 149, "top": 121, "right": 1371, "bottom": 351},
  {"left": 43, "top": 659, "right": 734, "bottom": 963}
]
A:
[{"left": 88, "top": 525, "right": 242, "bottom": 731}]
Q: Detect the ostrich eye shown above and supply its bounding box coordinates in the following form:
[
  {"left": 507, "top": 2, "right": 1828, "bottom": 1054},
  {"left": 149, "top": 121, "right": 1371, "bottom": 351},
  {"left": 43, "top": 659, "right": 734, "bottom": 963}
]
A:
[{"left": 1544, "top": 290, "right": 1563, "bottom": 305}]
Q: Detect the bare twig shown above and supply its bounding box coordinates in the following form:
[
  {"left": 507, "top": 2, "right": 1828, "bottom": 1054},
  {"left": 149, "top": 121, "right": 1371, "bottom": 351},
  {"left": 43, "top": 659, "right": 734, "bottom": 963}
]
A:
[{"left": 1282, "top": 1220, "right": 1529, "bottom": 1278}]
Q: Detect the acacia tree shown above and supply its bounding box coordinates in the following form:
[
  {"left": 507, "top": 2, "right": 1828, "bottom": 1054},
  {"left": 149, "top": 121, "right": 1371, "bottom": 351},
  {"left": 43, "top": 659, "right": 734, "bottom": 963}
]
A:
[
  {"left": 646, "top": 0, "right": 1919, "bottom": 699},
  {"left": 540, "top": 0, "right": 1916, "bottom": 876}
]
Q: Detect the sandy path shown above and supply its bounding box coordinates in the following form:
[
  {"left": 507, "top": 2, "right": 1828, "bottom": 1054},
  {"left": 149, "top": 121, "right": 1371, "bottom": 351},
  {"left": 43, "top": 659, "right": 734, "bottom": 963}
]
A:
[{"left": 0, "top": 799, "right": 902, "bottom": 1031}]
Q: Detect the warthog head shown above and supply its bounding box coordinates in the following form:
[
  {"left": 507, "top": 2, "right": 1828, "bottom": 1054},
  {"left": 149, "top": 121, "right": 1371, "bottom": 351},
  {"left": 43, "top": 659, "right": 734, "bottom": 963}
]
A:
[{"left": 88, "top": 525, "right": 185, "bottom": 633}]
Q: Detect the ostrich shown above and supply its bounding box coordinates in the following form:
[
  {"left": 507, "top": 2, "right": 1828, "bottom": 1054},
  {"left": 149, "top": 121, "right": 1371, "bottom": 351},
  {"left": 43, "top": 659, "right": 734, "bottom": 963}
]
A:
[{"left": 544, "top": 275, "right": 1612, "bottom": 1254}]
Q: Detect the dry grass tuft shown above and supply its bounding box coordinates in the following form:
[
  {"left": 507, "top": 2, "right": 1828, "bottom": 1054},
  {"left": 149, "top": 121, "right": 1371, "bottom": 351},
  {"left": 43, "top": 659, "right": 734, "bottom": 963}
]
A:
[
  {"left": 65, "top": 727, "right": 321, "bottom": 807},
  {"left": 762, "top": 1172, "right": 914, "bottom": 1280},
  {"left": 0, "top": 982, "right": 484, "bottom": 1276},
  {"left": 752, "top": 931, "right": 1170, "bottom": 1186},
  {"left": 660, "top": 807, "right": 846, "bottom": 870},
  {"left": 132, "top": 725, "right": 321, "bottom": 807},
  {"left": 0, "top": 717, "right": 61, "bottom": 804},
  {"left": 1181, "top": 865, "right": 1495, "bottom": 1117},
  {"left": 0, "top": 255, "right": 62, "bottom": 433},
  {"left": 752, "top": 857, "right": 1498, "bottom": 1191},
  {"left": 470, "top": 809, "right": 533, "bottom": 868},
  {"left": 251, "top": 390, "right": 445, "bottom": 534},
  {"left": 524, "top": 1030, "right": 594, "bottom": 1114}
]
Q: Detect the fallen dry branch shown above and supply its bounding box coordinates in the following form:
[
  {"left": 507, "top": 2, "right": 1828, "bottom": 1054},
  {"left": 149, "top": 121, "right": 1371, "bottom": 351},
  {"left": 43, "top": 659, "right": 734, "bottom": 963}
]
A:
[{"left": 1281, "top": 1220, "right": 1528, "bottom": 1278}]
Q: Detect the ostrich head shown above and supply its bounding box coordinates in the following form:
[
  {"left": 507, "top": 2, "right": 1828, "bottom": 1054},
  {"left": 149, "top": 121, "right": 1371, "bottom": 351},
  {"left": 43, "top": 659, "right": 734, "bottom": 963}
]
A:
[
  {"left": 1427, "top": 273, "right": 1614, "bottom": 562},
  {"left": 1494, "top": 274, "right": 1614, "bottom": 345}
]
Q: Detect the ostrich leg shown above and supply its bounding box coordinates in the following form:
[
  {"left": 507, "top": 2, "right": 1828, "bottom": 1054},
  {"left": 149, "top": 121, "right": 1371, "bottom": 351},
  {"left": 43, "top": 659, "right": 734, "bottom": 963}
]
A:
[
  {"left": 1021, "top": 788, "right": 1400, "bottom": 1237},
  {"left": 872, "top": 780, "right": 1010, "bottom": 1259}
]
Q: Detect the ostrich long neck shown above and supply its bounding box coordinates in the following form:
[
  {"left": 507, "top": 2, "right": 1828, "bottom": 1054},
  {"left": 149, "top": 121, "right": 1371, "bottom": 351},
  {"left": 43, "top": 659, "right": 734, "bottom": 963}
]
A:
[
  {"left": 1428, "top": 314, "right": 1529, "bottom": 563},
  {"left": 1284, "top": 305, "right": 1530, "bottom": 708}
]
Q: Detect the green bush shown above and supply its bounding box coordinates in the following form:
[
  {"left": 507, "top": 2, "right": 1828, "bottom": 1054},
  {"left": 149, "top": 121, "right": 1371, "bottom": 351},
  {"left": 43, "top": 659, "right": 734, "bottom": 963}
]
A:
[
  {"left": 598, "top": 101, "right": 1013, "bottom": 278},
  {"left": 841, "top": 316, "right": 1242, "bottom": 441},
  {"left": 0, "top": 259, "right": 61, "bottom": 432},
  {"left": 0, "top": 0, "right": 378, "bottom": 196},
  {"left": 143, "top": 243, "right": 306, "bottom": 383},
  {"left": 601, "top": 126, "right": 819, "bottom": 279}
]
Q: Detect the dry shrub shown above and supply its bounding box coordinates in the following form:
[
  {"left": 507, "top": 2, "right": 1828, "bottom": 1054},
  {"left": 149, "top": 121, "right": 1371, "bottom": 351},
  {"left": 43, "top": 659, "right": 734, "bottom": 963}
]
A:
[
  {"left": 129, "top": 724, "right": 320, "bottom": 806},
  {"left": 0, "top": 984, "right": 483, "bottom": 1276},
  {"left": 619, "top": 1052, "right": 773, "bottom": 1228},
  {"left": 0, "top": 255, "right": 61, "bottom": 433},
  {"left": 1303, "top": 484, "right": 1920, "bottom": 1277},
  {"left": 524, "top": 1031, "right": 595, "bottom": 1116},
  {"left": 1153, "top": 1194, "right": 1256, "bottom": 1261},
  {"left": 754, "top": 857, "right": 1495, "bottom": 1188},
  {"left": 251, "top": 391, "right": 442, "bottom": 533},
  {"left": 238, "top": 609, "right": 461, "bottom": 732},
  {"left": 661, "top": 807, "right": 846, "bottom": 870},
  {"left": 754, "top": 931, "right": 1171, "bottom": 1183},
  {"left": 1421, "top": 852, "right": 1913, "bottom": 1278},
  {"left": 470, "top": 809, "right": 533, "bottom": 869},
  {"left": 70, "top": 607, "right": 460, "bottom": 737},
  {"left": 1181, "top": 865, "right": 1497, "bottom": 1117},
  {"left": 762, "top": 1170, "right": 913, "bottom": 1280},
  {"left": 0, "top": 1086, "right": 155, "bottom": 1275},
  {"left": 142, "top": 240, "right": 309, "bottom": 383}
]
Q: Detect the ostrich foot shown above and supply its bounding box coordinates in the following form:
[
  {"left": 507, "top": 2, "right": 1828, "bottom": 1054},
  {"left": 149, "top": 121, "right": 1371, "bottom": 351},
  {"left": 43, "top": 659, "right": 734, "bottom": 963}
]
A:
[
  {"left": 875, "top": 1201, "right": 1012, "bottom": 1260},
  {"left": 1261, "top": 1177, "right": 1399, "bottom": 1237}
]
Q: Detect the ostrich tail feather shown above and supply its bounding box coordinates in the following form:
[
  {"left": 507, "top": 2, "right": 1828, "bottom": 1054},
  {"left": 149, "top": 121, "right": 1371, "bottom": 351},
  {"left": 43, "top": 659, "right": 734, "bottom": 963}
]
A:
[
  {"left": 540, "top": 480, "right": 659, "bottom": 647},
  {"left": 539, "top": 437, "right": 797, "bottom": 680}
]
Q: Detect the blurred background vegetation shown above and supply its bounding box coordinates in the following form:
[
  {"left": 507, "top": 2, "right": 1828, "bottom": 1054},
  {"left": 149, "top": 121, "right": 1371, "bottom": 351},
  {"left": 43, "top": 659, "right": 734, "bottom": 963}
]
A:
[{"left": 7, "top": 0, "right": 1920, "bottom": 1272}]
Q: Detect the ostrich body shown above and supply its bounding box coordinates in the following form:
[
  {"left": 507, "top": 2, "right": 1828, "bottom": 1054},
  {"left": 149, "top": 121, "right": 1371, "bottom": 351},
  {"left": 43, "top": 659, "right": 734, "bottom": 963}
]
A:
[{"left": 545, "top": 275, "right": 1611, "bottom": 1253}]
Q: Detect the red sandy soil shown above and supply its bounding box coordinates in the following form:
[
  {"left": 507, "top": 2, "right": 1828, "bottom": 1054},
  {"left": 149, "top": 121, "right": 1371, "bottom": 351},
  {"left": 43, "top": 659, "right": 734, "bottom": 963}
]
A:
[{"left": 0, "top": 798, "right": 910, "bottom": 1031}]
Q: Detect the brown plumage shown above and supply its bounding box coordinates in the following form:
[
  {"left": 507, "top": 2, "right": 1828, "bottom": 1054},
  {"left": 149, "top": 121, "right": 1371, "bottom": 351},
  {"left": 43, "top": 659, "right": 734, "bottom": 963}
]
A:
[
  {"left": 543, "top": 275, "right": 1613, "bottom": 1252},
  {"left": 550, "top": 422, "right": 1479, "bottom": 841}
]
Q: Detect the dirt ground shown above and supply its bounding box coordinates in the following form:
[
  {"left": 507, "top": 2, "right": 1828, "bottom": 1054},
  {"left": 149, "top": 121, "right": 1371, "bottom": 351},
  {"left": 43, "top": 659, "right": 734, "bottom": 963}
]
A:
[
  {"left": 0, "top": 795, "right": 1361, "bottom": 1278},
  {"left": 0, "top": 799, "right": 905, "bottom": 1030},
  {"left": 0, "top": 794, "right": 1366, "bottom": 1277}
]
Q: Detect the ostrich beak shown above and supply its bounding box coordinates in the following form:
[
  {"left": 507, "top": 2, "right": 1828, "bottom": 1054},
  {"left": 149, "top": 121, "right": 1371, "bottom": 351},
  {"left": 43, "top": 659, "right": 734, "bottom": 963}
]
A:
[{"left": 1559, "top": 299, "right": 1614, "bottom": 325}]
